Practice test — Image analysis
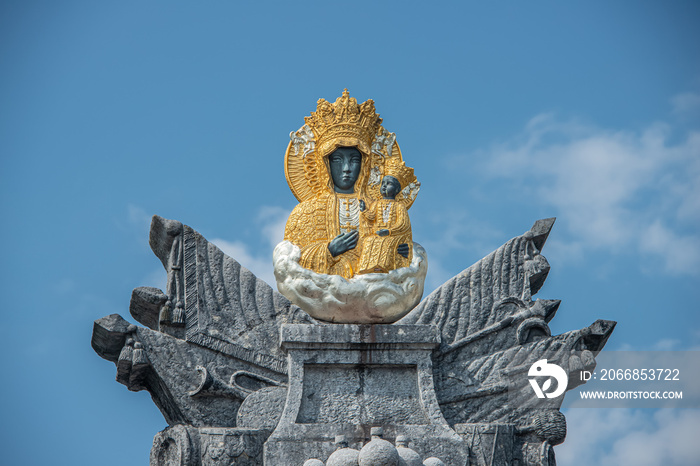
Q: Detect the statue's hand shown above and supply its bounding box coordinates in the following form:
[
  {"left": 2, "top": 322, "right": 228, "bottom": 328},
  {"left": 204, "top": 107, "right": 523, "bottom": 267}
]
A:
[
  {"left": 377, "top": 229, "right": 390, "bottom": 237},
  {"left": 397, "top": 243, "right": 409, "bottom": 258},
  {"left": 328, "top": 230, "right": 359, "bottom": 257},
  {"left": 359, "top": 200, "right": 366, "bottom": 212}
]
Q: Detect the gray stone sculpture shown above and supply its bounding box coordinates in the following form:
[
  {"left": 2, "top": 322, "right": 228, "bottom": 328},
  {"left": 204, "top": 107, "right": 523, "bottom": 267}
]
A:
[{"left": 92, "top": 215, "right": 615, "bottom": 465}]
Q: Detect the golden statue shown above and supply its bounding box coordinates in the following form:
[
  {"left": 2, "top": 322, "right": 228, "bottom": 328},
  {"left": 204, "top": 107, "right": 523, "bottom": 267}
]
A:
[
  {"left": 283, "top": 90, "right": 420, "bottom": 279},
  {"left": 357, "top": 157, "right": 414, "bottom": 274}
]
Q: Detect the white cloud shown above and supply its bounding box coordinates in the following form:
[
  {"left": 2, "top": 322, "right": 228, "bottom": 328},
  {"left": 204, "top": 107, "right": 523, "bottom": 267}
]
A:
[
  {"left": 557, "top": 408, "right": 700, "bottom": 466},
  {"left": 468, "top": 114, "right": 700, "bottom": 276},
  {"left": 210, "top": 205, "right": 291, "bottom": 287},
  {"left": 640, "top": 221, "right": 700, "bottom": 276},
  {"left": 256, "top": 206, "right": 290, "bottom": 250}
]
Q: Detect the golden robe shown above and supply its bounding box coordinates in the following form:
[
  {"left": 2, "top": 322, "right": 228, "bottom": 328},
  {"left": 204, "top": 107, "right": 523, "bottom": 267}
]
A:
[
  {"left": 357, "top": 199, "right": 412, "bottom": 274},
  {"left": 283, "top": 193, "right": 363, "bottom": 279}
]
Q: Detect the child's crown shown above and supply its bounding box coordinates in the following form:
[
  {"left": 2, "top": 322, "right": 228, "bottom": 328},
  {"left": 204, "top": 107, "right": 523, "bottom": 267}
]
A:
[{"left": 384, "top": 157, "right": 414, "bottom": 189}]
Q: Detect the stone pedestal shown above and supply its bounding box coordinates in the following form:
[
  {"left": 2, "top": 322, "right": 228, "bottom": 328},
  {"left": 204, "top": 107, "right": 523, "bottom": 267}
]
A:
[
  {"left": 151, "top": 426, "right": 269, "bottom": 466},
  {"left": 263, "top": 324, "right": 469, "bottom": 465}
]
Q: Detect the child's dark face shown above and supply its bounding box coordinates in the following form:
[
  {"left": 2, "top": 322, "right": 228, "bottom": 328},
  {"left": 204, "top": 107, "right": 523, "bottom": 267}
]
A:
[{"left": 380, "top": 176, "right": 401, "bottom": 199}]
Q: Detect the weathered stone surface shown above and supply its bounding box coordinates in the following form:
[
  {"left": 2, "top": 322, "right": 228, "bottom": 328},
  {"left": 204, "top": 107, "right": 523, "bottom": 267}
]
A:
[
  {"left": 148, "top": 214, "right": 315, "bottom": 372},
  {"left": 297, "top": 364, "right": 427, "bottom": 425},
  {"left": 264, "top": 324, "right": 468, "bottom": 465},
  {"left": 395, "top": 436, "right": 422, "bottom": 466},
  {"left": 151, "top": 424, "right": 199, "bottom": 466},
  {"left": 399, "top": 219, "right": 557, "bottom": 339},
  {"left": 92, "top": 314, "right": 135, "bottom": 362},
  {"left": 95, "top": 312, "right": 286, "bottom": 426},
  {"left": 130, "top": 286, "right": 167, "bottom": 330},
  {"left": 280, "top": 323, "right": 439, "bottom": 349},
  {"left": 327, "top": 447, "right": 361, "bottom": 466},
  {"left": 304, "top": 460, "right": 325, "bottom": 466},
  {"left": 358, "top": 436, "right": 399, "bottom": 466},
  {"left": 400, "top": 220, "right": 615, "bottom": 428},
  {"left": 434, "top": 320, "right": 613, "bottom": 426},
  {"left": 150, "top": 426, "right": 267, "bottom": 466},
  {"left": 91, "top": 216, "right": 321, "bottom": 428},
  {"left": 455, "top": 424, "right": 515, "bottom": 466},
  {"left": 236, "top": 385, "right": 287, "bottom": 430}
]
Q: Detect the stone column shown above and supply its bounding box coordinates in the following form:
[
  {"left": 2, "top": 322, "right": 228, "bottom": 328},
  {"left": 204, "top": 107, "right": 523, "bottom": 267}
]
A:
[{"left": 263, "top": 324, "right": 468, "bottom": 465}]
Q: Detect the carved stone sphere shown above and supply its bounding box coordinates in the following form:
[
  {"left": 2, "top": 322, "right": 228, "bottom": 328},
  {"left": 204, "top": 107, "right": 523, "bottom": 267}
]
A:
[
  {"left": 396, "top": 445, "right": 422, "bottom": 466},
  {"left": 358, "top": 437, "right": 399, "bottom": 466},
  {"left": 327, "top": 447, "right": 360, "bottom": 466},
  {"left": 304, "top": 459, "right": 325, "bottom": 466},
  {"left": 423, "top": 458, "right": 446, "bottom": 466}
]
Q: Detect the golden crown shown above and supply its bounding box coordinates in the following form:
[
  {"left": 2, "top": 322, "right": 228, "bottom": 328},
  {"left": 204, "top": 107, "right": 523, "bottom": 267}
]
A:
[
  {"left": 304, "top": 89, "right": 382, "bottom": 158},
  {"left": 383, "top": 157, "right": 414, "bottom": 189}
]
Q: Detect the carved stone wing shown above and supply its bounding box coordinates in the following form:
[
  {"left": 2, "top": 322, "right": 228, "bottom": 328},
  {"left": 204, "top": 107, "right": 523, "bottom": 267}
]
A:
[
  {"left": 142, "top": 215, "right": 315, "bottom": 373},
  {"left": 399, "top": 218, "right": 616, "bottom": 432},
  {"left": 92, "top": 215, "right": 314, "bottom": 427},
  {"left": 399, "top": 218, "right": 557, "bottom": 350}
]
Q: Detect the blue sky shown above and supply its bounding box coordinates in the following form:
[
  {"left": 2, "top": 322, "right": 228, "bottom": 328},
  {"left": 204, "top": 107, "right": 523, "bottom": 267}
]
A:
[{"left": 1, "top": 1, "right": 699, "bottom": 464}]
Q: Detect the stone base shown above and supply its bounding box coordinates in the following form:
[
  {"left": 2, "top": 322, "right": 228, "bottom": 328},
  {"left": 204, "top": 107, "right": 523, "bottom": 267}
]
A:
[
  {"left": 150, "top": 426, "right": 269, "bottom": 466},
  {"left": 263, "top": 324, "right": 469, "bottom": 465}
]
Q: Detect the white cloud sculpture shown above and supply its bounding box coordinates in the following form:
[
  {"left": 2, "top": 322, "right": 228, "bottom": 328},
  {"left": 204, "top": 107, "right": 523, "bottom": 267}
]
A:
[{"left": 273, "top": 240, "right": 427, "bottom": 323}]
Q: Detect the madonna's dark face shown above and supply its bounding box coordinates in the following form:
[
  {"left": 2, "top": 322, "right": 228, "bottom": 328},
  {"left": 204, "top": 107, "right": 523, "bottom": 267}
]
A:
[{"left": 329, "top": 147, "right": 362, "bottom": 193}]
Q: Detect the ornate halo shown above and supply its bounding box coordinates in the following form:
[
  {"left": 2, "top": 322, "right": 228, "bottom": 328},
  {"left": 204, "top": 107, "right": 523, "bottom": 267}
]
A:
[{"left": 284, "top": 125, "right": 420, "bottom": 209}]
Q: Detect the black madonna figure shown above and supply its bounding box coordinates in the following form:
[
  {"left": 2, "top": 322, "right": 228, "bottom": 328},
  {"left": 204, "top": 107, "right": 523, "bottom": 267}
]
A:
[{"left": 323, "top": 146, "right": 409, "bottom": 264}]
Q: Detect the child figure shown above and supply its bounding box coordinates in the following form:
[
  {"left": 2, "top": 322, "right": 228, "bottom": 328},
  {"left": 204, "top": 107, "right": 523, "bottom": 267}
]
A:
[{"left": 357, "top": 158, "right": 413, "bottom": 274}]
